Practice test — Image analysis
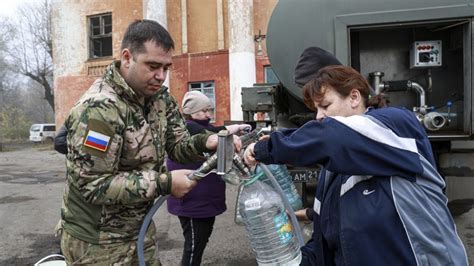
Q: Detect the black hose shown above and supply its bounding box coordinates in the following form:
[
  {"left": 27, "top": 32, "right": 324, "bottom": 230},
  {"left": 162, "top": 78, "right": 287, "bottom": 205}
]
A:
[
  {"left": 137, "top": 195, "right": 169, "bottom": 266},
  {"left": 385, "top": 80, "right": 409, "bottom": 92},
  {"left": 137, "top": 131, "right": 266, "bottom": 265}
]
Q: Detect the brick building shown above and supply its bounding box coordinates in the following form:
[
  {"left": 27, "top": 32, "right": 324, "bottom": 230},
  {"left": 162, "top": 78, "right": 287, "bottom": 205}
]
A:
[{"left": 51, "top": 0, "right": 278, "bottom": 127}]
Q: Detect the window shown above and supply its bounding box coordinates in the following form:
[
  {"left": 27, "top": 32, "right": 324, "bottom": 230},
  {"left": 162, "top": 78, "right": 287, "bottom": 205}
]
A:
[
  {"left": 264, "top": 66, "right": 279, "bottom": 83},
  {"left": 89, "top": 13, "right": 112, "bottom": 59},
  {"left": 189, "top": 81, "right": 216, "bottom": 122},
  {"left": 43, "top": 125, "right": 56, "bottom": 132},
  {"left": 30, "top": 125, "right": 41, "bottom": 132}
]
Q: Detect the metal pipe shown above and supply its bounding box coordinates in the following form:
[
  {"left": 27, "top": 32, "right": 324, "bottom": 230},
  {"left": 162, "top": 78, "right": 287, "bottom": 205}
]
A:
[
  {"left": 369, "top": 71, "right": 385, "bottom": 94},
  {"left": 408, "top": 81, "right": 426, "bottom": 108},
  {"left": 426, "top": 69, "right": 432, "bottom": 92}
]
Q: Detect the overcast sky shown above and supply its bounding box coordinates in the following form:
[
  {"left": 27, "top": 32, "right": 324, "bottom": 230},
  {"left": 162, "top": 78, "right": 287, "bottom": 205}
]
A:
[{"left": 0, "top": 0, "right": 30, "bottom": 18}]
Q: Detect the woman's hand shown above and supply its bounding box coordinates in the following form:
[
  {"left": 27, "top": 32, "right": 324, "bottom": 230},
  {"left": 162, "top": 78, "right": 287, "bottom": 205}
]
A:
[
  {"left": 243, "top": 142, "right": 257, "bottom": 167},
  {"left": 225, "top": 124, "right": 252, "bottom": 135}
]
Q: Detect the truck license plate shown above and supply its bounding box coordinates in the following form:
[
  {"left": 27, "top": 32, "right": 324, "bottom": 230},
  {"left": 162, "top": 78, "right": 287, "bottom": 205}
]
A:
[{"left": 289, "top": 169, "right": 318, "bottom": 183}]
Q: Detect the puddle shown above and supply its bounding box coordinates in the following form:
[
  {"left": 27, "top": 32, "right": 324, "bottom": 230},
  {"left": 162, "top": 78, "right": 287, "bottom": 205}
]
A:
[
  {"left": 448, "top": 199, "right": 474, "bottom": 216},
  {"left": 0, "top": 195, "right": 36, "bottom": 204},
  {"left": 0, "top": 233, "right": 60, "bottom": 265},
  {"left": 0, "top": 171, "right": 65, "bottom": 184}
]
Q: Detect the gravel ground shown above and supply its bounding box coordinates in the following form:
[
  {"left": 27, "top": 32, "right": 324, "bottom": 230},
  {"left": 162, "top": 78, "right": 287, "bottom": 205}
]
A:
[{"left": 0, "top": 145, "right": 472, "bottom": 265}]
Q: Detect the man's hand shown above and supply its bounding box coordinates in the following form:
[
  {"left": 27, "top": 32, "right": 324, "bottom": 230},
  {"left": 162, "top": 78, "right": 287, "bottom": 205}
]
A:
[
  {"left": 205, "top": 134, "right": 242, "bottom": 152},
  {"left": 243, "top": 142, "right": 257, "bottom": 167},
  {"left": 170, "top": 169, "right": 197, "bottom": 198}
]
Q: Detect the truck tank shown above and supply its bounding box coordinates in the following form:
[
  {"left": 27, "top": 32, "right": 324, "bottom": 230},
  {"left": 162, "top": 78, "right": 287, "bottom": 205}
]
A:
[{"left": 263, "top": 0, "right": 474, "bottom": 202}]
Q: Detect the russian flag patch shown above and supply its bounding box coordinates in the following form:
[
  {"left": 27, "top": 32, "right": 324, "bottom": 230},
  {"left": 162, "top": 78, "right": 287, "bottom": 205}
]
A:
[{"left": 84, "top": 130, "right": 111, "bottom": 152}]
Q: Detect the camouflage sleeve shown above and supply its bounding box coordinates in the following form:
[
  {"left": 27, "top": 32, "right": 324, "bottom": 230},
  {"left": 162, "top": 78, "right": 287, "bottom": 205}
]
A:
[
  {"left": 66, "top": 102, "right": 168, "bottom": 205},
  {"left": 163, "top": 95, "right": 213, "bottom": 163}
]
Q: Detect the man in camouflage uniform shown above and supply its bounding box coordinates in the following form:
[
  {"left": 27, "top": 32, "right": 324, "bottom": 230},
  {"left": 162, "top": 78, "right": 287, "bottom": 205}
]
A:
[{"left": 60, "top": 20, "right": 226, "bottom": 265}]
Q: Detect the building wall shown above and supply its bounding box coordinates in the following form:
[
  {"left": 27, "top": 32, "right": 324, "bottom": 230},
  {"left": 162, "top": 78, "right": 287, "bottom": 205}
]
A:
[
  {"left": 167, "top": 0, "right": 229, "bottom": 55},
  {"left": 52, "top": 0, "right": 277, "bottom": 127},
  {"left": 253, "top": 0, "right": 276, "bottom": 58},
  {"left": 52, "top": 0, "right": 142, "bottom": 127},
  {"left": 171, "top": 51, "right": 230, "bottom": 125},
  {"left": 187, "top": 0, "right": 218, "bottom": 53},
  {"left": 254, "top": 0, "right": 277, "bottom": 84},
  {"left": 166, "top": 0, "right": 232, "bottom": 124},
  {"left": 256, "top": 57, "right": 271, "bottom": 83},
  {"left": 166, "top": 0, "right": 182, "bottom": 54}
]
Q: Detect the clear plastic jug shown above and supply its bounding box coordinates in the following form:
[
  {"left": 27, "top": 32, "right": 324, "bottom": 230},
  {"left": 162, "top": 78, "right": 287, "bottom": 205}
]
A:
[
  {"left": 256, "top": 164, "right": 303, "bottom": 211},
  {"left": 238, "top": 172, "right": 302, "bottom": 265}
]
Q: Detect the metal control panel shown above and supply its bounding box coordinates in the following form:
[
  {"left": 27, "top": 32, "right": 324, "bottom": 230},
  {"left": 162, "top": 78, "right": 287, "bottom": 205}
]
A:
[{"left": 410, "top": 40, "right": 442, "bottom": 68}]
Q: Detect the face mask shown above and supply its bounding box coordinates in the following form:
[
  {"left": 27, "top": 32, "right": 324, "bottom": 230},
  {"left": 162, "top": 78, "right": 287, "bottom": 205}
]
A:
[{"left": 193, "top": 118, "right": 211, "bottom": 126}]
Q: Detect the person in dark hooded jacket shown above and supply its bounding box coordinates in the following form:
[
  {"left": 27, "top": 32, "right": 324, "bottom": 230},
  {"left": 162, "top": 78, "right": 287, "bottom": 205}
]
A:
[
  {"left": 244, "top": 65, "right": 468, "bottom": 266},
  {"left": 54, "top": 125, "right": 68, "bottom": 155}
]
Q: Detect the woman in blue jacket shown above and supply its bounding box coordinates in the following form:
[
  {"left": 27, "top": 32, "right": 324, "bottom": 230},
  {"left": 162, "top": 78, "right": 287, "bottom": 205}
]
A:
[
  {"left": 244, "top": 65, "right": 468, "bottom": 265},
  {"left": 167, "top": 90, "right": 249, "bottom": 266}
]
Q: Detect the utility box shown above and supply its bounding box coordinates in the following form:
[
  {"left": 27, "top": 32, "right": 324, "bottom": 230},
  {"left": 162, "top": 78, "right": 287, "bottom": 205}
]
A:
[
  {"left": 241, "top": 84, "right": 277, "bottom": 128},
  {"left": 410, "top": 40, "right": 442, "bottom": 68}
]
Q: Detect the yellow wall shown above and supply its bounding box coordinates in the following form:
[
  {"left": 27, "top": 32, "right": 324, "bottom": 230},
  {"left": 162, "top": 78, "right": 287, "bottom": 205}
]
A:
[
  {"left": 167, "top": 0, "right": 182, "bottom": 54},
  {"left": 187, "top": 0, "right": 218, "bottom": 53}
]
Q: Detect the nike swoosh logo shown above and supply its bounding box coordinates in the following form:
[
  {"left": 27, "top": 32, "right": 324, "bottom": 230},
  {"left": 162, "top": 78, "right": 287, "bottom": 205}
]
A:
[{"left": 363, "top": 189, "right": 375, "bottom": 196}]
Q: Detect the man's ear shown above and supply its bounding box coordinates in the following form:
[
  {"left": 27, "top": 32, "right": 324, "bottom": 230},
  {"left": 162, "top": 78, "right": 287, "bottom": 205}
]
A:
[
  {"left": 349, "top": 88, "right": 362, "bottom": 108},
  {"left": 121, "top": 49, "right": 132, "bottom": 67}
]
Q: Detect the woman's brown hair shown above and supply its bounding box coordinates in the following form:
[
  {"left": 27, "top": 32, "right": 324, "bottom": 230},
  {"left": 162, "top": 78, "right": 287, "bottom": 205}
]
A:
[{"left": 302, "top": 65, "right": 371, "bottom": 111}]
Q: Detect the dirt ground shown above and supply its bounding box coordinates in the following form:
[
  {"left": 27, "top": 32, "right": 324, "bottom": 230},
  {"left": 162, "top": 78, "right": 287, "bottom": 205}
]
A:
[{"left": 0, "top": 144, "right": 472, "bottom": 265}]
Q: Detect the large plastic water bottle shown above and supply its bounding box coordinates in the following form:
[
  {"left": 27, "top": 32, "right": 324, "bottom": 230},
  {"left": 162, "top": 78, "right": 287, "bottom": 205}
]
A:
[
  {"left": 238, "top": 172, "right": 302, "bottom": 265},
  {"left": 256, "top": 164, "right": 303, "bottom": 211}
]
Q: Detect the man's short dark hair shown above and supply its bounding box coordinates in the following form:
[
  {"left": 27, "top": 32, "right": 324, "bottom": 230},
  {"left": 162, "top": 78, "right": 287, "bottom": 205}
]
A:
[{"left": 121, "top": 19, "right": 175, "bottom": 55}]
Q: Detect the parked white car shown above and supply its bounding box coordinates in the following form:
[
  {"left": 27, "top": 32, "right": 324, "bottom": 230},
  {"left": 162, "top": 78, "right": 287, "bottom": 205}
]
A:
[{"left": 29, "top": 124, "right": 56, "bottom": 143}]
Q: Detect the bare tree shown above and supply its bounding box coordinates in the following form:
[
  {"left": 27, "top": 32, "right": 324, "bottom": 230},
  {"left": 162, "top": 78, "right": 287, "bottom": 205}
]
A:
[
  {"left": 24, "top": 81, "right": 55, "bottom": 123},
  {"left": 0, "top": 18, "right": 12, "bottom": 105},
  {"left": 4, "top": 0, "right": 54, "bottom": 111}
]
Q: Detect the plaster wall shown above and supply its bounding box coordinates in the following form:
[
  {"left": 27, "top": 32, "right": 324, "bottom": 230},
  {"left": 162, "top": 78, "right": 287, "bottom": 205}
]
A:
[
  {"left": 144, "top": 0, "right": 169, "bottom": 87},
  {"left": 52, "top": 0, "right": 142, "bottom": 126},
  {"left": 166, "top": 0, "right": 182, "bottom": 54},
  {"left": 187, "top": 0, "right": 218, "bottom": 53},
  {"left": 167, "top": 0, "right": 226, "bottom": 55},
  {"left": 52, "top": 1, "right": 86, "bottom": 79},
  {"left": 228, "top": 0, "right": 255, "bottom": 120},
  {"left": 144, "top": 0, "right": 167, "bottom": 27}
]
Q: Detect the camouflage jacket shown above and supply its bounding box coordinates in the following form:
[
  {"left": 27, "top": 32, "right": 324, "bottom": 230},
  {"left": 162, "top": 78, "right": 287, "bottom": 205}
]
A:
[{"left": 62, "top": 61, "right": 211, "bottom": 244}]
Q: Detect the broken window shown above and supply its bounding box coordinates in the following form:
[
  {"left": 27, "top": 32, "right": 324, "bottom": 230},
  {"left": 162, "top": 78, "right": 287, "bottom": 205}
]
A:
[{"left": 89, "top": 13, "right": 112, "bottom": 59}]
